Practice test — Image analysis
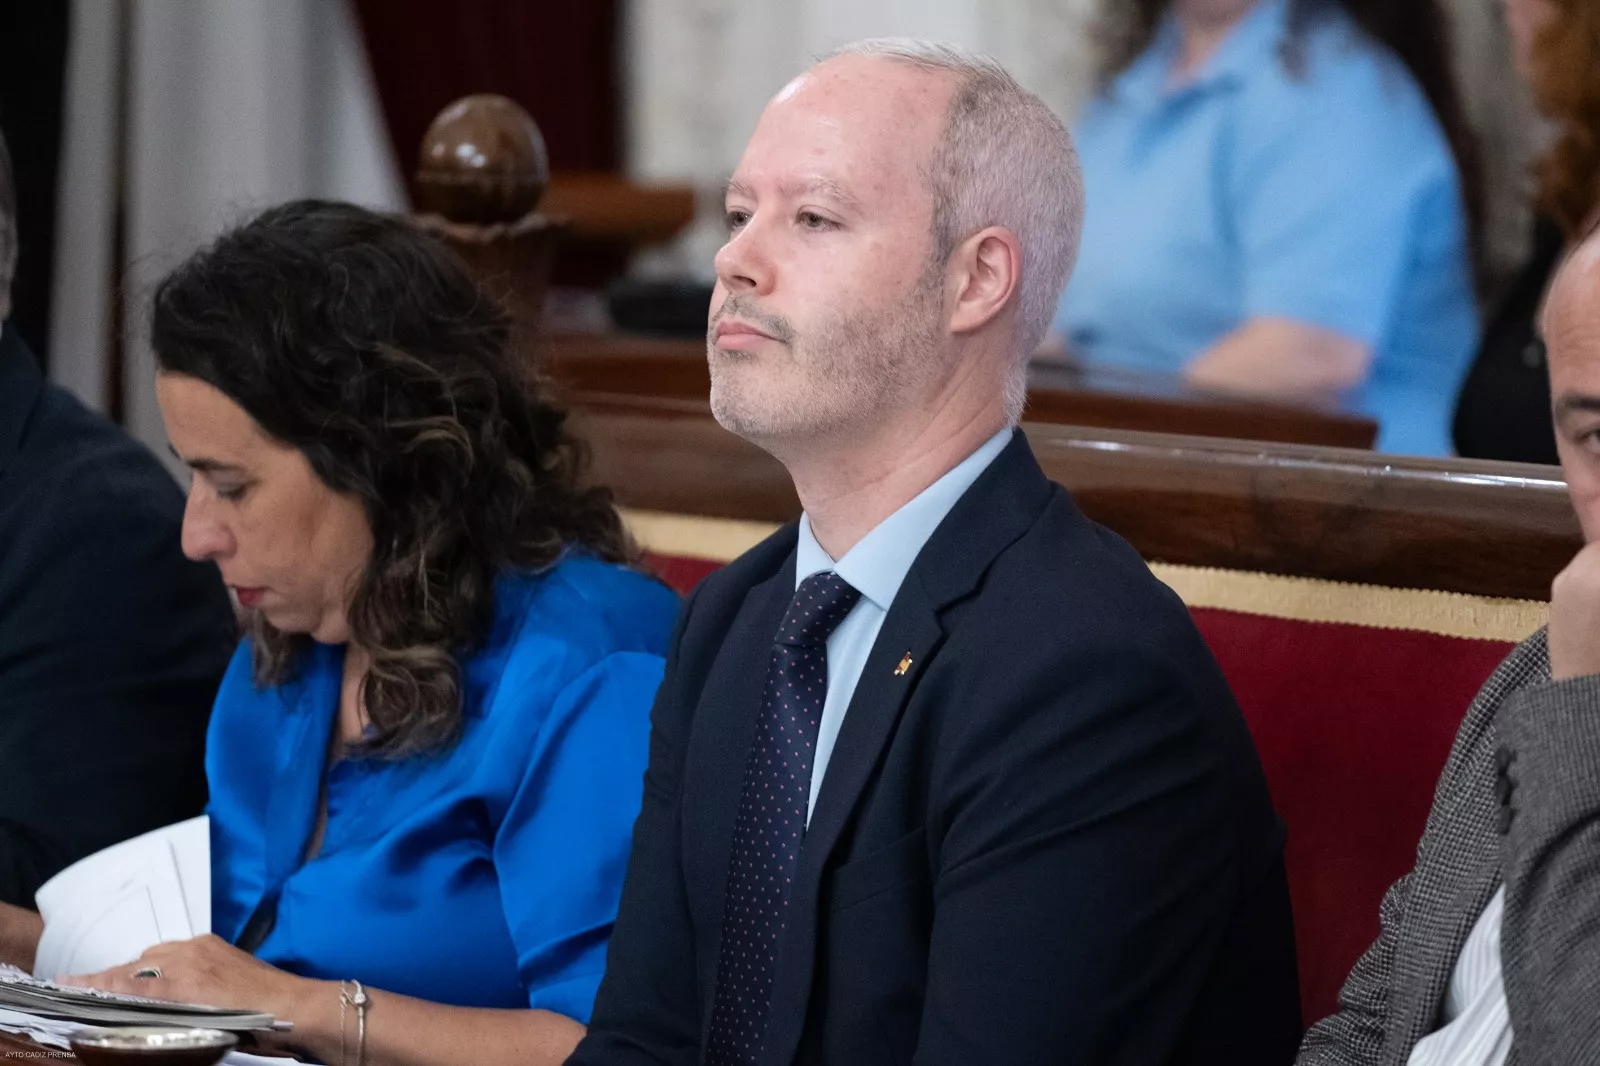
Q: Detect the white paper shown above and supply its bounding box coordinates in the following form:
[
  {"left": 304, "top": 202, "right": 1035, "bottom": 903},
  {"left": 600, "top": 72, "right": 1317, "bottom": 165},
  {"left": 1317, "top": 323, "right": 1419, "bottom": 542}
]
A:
[{"left": 33, "top": 816, "right": 211, "bottom": 981}]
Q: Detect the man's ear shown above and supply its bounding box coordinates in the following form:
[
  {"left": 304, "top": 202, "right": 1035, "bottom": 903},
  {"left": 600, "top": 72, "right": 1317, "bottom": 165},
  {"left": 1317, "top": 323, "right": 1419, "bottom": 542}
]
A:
[{"left": 948, "top": 226, "right": 1021, "bottom": 336}]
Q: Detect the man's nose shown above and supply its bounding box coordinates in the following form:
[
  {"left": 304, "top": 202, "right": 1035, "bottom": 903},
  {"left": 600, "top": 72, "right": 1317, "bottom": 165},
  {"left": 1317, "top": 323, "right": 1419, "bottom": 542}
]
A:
[{"left": 714, "top": 218, "right": 776, "bottom": 297}]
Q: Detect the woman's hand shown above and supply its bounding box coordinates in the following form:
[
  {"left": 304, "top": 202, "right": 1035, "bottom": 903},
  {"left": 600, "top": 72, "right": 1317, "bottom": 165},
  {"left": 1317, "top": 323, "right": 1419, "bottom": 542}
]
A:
[
  {"left": 62, "top": 934, "right": 324, "bottom": 1022},
  {"left": 66, "top": 938, "right": 584, "bottom": 1066},
  {"left": 0, "top": 903, "right": 43, "bottom": 972}
]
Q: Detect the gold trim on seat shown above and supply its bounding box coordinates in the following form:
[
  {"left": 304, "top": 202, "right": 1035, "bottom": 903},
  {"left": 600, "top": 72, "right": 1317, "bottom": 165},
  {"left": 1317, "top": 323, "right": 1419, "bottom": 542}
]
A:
[
  {"left": 1147, "top": 564, "right": 1545, "bottom": 643},
  {"left": 621, "top": 508, "right": 1548, "bottom": 643}
]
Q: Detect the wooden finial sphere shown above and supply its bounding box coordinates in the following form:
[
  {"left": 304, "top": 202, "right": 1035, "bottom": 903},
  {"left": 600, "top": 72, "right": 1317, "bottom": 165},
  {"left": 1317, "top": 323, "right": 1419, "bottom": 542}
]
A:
[{"left": 415, "top": 94, "right": 550, "bottom": 224}]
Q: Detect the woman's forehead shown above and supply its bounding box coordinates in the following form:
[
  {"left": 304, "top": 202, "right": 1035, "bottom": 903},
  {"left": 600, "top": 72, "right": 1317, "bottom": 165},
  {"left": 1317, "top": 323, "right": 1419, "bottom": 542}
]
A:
[{"left": 155, "top": 372, "right": 274, "bottom": 459}]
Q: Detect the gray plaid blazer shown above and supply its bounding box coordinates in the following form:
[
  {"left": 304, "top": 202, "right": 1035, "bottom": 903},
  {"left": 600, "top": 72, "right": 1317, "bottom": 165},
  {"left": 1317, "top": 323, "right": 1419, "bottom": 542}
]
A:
[{"left": 1298, "top": 630, "right": 1600, "bottom": 1066}]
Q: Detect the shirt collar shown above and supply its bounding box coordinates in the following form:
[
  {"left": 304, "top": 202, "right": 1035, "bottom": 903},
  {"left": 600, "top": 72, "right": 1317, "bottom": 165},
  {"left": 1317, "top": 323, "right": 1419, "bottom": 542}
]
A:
[
  {"left": 795, "top": 428, "right": 1012, "bottom": 611},
  {"left": 1114, "top": 0, "right": 1288, "bottom": 106}
]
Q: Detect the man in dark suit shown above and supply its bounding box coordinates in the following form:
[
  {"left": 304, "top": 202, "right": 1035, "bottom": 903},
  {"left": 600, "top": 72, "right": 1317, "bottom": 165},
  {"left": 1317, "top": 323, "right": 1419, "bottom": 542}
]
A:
[
  {"left": 0, "top": 133, "right": 236, "bottom": 911},
  {"left": 570, "top": 39, "right": 1300, "bottom": 1065}
]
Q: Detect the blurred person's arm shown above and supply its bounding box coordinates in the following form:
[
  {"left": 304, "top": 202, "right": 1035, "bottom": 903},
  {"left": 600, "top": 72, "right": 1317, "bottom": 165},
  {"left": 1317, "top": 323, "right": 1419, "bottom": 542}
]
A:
[
  {"left": 1185, "top": 316, "right": 1371, "bottom": 403},
  {"left": 0, "top": 901, "right": 42, "bottom": 971}
]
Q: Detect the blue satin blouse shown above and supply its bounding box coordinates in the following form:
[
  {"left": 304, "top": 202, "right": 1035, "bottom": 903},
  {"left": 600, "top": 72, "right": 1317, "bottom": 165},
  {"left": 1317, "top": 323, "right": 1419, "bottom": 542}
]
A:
[{"left": 205, "top": 555, "right": 677, "bottom": 1022}]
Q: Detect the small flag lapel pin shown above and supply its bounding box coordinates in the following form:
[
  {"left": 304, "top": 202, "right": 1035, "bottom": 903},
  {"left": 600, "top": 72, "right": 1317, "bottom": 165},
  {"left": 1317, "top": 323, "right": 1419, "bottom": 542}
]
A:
[{"left": 894, "top": 652, "right": 913, "bottom": 677}]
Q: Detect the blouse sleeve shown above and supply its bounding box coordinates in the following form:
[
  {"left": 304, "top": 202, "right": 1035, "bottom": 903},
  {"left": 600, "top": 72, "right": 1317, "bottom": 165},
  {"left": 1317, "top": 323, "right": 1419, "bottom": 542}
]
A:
[
  {"left": 493, "top": 649, "right": 665, "bottom": 1021},
  {"left": 1228, "top": 55, "right": 1468, "bottom": 347}
]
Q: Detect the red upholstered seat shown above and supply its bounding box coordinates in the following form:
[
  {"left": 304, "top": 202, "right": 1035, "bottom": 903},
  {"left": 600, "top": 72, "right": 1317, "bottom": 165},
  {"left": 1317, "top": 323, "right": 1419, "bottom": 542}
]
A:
[
  {"left": 1188, "top": 608, "right": 1511, "bottom": 1024},
  {"left": 642, "top": 552, "right": 722, "bottom": 598},
  {"left": 639, "top": 550, "right": 1520, "bottom": 1026}
]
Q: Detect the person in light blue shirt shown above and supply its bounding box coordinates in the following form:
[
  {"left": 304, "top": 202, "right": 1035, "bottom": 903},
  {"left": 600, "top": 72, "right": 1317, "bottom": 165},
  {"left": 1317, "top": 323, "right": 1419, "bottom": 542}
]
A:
[
  {"left": 55, "top": 201, "right": 678, "bottom": 1066},
  {"left": 1050, "top": 0, "right": 1483, "bottom": 454}
]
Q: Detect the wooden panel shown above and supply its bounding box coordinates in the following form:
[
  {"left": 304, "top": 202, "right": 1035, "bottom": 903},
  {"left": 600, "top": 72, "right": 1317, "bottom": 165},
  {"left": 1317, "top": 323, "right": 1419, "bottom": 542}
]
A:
[
  {"left": 571, "top": 395, "right": 1580, "bottom": 601},
  {"left": 1025, "top": 360, "right": 1378, "bottom": 449},
  {"left": 545, "top": 331, "right": 1379, "bottom": 449}
]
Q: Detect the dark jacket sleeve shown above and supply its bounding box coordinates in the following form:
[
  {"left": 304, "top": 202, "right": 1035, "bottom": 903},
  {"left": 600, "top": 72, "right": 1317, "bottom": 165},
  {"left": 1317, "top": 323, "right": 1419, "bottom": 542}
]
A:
[
  {"left": 568, "top": 585, "right": 705, "bottom": 1065},
  {"left": 911, "top": 645, "right": 1294, "bottom": 1065},
  {"left": 1496, "top": 673, "right": 1600, "bottom": 1062},
  {"left": 0, "top": 475, "right": 235, "bottom": 906}
]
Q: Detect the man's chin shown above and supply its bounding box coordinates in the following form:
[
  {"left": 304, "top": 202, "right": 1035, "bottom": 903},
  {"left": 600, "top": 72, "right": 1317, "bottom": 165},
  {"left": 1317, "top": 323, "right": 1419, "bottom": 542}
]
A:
[{"left": 711, "top": 388, "right": 800, "bottom": 446}]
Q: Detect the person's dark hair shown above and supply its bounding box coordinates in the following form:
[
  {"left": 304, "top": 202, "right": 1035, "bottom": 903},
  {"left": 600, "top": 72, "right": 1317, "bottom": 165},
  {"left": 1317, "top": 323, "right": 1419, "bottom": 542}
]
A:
[
  {"left": 151, "top": 199, "right": 635, "bottom": 758},
  {"left": 1525, "top": 0, "right": 1600, "bottom": 239},
  {"left": 1099, "top": 0, "right": 1485, "bottom": 271}
]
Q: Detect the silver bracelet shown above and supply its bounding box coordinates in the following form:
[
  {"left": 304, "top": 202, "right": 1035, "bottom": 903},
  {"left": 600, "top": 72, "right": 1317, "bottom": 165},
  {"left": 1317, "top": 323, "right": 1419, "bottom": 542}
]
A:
[{"left": 339, "top": 979, "right": 369, "bottom": 1066}]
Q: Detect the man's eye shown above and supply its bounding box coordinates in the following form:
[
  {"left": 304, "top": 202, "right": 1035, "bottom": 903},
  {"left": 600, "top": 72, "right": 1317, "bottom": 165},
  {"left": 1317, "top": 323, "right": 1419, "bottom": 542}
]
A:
[
  {"left": 725, "top": 209, "right": 751, "bottom": 232},
  {"left": 798, "top": 212, "right": 836, "bottom": 230},
  {"left": 216, "top": 485, "right": 247, "bottom": 502}
]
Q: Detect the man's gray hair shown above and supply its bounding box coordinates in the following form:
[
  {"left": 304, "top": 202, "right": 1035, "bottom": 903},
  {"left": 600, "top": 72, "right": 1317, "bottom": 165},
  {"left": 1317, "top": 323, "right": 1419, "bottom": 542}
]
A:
[
  {"left": 824, "top": 38, "right": 1084, "bottom": 422},
  {"left": 0, "top": 132, "right": 14, "bottom": 318}
]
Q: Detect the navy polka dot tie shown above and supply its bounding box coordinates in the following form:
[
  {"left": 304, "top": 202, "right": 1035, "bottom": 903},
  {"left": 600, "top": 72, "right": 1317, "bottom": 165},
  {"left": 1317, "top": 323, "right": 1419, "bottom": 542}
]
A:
[{"left": 706, "top": 571, "right": 861, "bottom": 1066}]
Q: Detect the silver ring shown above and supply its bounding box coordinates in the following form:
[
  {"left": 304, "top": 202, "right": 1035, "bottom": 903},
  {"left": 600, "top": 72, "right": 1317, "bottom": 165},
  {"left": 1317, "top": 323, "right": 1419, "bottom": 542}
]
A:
[{"left": 131, "top": 966, "right": 163, "bottom": 980}]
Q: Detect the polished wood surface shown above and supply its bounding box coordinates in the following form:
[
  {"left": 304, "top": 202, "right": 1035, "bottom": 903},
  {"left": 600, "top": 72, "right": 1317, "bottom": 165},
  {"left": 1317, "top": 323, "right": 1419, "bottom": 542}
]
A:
[
  {"left": 541, "top": 174, "right": 697, "bottom": 248},
  {"left": 571, "top": 396, "right": 1580, "bottom": 601},
  {"left": 414, "top": 94, "right": 550, "bottom": 223},
  {"left": 545, "top": 331, "right": 1380, "bottom": 449}
]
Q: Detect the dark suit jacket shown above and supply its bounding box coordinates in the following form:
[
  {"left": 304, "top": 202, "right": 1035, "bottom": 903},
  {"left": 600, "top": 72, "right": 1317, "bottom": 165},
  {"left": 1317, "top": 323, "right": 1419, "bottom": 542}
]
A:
[
  {"left": 0, "top": 324, "right": 236, "bottom": 906},
  {"left": 573, "top": 432, "right": 1301, "bottom": 1066}
]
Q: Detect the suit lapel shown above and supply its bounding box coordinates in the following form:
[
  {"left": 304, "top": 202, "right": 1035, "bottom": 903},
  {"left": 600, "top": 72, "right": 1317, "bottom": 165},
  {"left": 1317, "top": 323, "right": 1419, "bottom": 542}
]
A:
[
  {"left": 1383, "top": 644, "right": 1539, "bottom": 1062},
  {"left": 1387, "top": 798, "right": 1501, "bottom": 1062},
  {"left": 683, "top": 557, "right": 796, "bottom": 1023},
  {"left": 761, "top": 577, "right": 944, "bottom": 1065}
]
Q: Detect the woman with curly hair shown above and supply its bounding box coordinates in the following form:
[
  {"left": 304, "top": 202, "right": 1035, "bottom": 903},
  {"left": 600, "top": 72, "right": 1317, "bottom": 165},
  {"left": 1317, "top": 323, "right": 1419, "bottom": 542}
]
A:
[
  {"left": 1453, "top": 0, "right": 1600, "bottom": 463},
  {"left": 0, "top": 200, "right": 678, "bottom": 1065},
  {"left": 1047, "top": 0, "right": 1482, "bottom": 455}
]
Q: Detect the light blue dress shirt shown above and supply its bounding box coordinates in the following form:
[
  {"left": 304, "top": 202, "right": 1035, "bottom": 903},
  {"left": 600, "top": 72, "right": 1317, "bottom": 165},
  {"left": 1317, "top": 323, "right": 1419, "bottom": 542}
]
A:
[
  {"left": 794, "top": 428, "right": 1011, "bottom": 821},
  {"left": 1053, "top": 0, "right": 1479, "bottom": 455},
  {"left": 206, "top": 556, "right": 678, "bottom": 1022}
]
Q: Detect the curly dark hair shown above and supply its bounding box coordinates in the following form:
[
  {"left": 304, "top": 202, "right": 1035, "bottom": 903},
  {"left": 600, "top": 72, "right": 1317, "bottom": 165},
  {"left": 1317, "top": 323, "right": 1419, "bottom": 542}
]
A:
[
  {"left": 1099, "top": 0, "right": 1485, "bottom": 271},
  {"left": 150, "top": 199, "right": 635, "bottom": 757},
  {"left": 1526, "top": 0, "right": 1600, "bottom": 239}
]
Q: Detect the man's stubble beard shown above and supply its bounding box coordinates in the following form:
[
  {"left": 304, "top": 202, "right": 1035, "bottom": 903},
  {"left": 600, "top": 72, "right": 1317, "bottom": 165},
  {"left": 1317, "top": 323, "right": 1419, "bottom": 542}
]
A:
[{"left": 708, "top": 272, "right": 947, "bottom": 453}]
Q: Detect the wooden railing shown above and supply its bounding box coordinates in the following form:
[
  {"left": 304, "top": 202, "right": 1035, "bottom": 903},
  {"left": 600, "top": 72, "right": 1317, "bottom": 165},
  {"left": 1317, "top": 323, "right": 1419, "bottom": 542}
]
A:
[{"left": 570, "top": 394, "right": 1577, "bottom": 601}]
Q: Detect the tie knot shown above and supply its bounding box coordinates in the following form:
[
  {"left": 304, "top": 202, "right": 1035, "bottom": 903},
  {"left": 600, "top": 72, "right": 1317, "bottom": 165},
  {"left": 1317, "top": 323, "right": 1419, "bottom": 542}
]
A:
[{"left": 778, "top": 571, "right": 861, "bottom": 647}]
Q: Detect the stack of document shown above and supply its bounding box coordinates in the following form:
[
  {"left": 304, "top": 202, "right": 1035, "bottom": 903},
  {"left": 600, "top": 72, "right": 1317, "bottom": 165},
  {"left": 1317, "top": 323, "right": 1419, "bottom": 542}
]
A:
[
  {"left": 0, "top": 817, "right": 288, "bottom": 1039},
  {"left": 0, "top": 1005, "right": 296, "bottom": 1065},
  {"left": 0, "top": 967, "right": 278, "bottom": 1030}
]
